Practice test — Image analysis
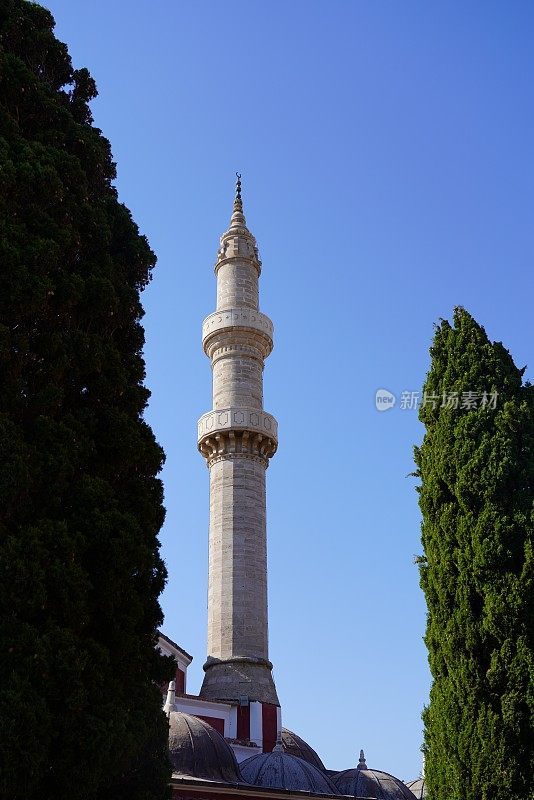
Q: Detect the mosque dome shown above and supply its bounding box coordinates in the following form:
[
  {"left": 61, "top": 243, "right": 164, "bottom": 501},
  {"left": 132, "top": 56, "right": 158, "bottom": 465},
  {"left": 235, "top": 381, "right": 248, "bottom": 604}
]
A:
[
  {"left": 405, "top": 777, "right": 426, "bottom": 799},
  {"left": 281, "top": 727, "right": 326, "bottom": 771},
  {"left": 168, "top": 711, "right": 243, "bottom": 783},
  {"left": 332, "top": 751, "right": 417, "bottom": 799},
  {"left": 241, "top": 746, "right": 340, "bottom": 794}
]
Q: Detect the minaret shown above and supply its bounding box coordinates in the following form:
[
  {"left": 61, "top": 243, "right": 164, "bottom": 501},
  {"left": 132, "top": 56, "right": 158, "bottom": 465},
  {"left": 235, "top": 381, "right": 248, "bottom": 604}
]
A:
[{"left": 198, "top": 176, "right": 279, "bottom": 706}]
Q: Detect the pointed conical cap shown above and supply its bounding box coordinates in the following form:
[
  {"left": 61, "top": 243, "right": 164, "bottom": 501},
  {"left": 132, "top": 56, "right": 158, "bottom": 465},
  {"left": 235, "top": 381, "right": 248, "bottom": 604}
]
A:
[
  {"left": 215, "top": 173, "right": 261, "bottom": 273},
  {"left": 229, "top": 171, "right": 247, "bottom": 228}
]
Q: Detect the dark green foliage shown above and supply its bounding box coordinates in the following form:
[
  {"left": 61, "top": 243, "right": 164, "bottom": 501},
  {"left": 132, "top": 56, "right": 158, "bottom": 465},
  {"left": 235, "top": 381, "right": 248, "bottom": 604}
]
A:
[
  {"left": 0, "top": 2, "right": 174, "bottom": 797},
  {"left": 415, "top": 308, "right": 534, "bottom": 800}
]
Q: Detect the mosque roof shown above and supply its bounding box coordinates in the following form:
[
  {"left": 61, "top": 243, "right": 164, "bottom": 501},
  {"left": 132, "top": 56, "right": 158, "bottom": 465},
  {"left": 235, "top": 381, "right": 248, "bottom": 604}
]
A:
[
  {"left": 332, "top": 751, "right": 417, "bottom": 799},
  {"left": 405, "top": 776, "right": 426, "bottom": 799},
  {"left": 158, "top": 630, "right": 193, "bottom": 662},
  {"left": 168, "top": 711, "right": 243, "bottom": 783},
  {"left": 281, "top": 728, "right": 326, "bottom": 772},
  {"left": 240, "top": 746, "right": 340, "bottom": 795}
]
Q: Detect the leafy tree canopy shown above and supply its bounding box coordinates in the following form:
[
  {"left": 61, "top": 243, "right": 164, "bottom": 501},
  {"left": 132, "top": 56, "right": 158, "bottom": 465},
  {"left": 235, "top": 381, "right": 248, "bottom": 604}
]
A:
[
  {"left": 0, "top": 2, "right": 174, "bottom": 797},
  {"left": 415, "top": 307, "right": 534, "bottom": 800}
]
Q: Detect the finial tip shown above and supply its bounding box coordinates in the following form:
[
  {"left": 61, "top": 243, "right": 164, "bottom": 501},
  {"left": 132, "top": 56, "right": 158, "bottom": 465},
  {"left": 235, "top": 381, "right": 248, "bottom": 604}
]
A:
[
  {"left": 233, "top": 172, "right": 243, "bottom": 214},
  {"left": 235, "top": 172, "right": 242, "bottom": 200}
]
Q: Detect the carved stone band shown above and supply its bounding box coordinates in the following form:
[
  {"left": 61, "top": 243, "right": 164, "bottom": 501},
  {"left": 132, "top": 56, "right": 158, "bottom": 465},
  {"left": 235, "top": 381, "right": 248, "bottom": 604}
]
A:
[
  {"left": 198, "top": 430, "right": 277, "bottom": 467},
  {"left": 202, "top": 308, "right": 274, "bottom": 353},
  {"left": 197, "top": 407, "right": 278, "bottom": 444}
]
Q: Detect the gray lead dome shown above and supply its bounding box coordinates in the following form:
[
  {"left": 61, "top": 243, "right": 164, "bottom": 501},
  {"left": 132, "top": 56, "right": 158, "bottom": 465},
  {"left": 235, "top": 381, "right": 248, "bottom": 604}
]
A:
[
  {"left": 241, "top": 750, "right": 339, "bottom": 795},
  {"left": 281, "top": 727, "right": 326, "bottom": 772},
  {"left": 333, "top": 767, "right": 417, "bottom": 799},
  {"left": 168, "top": 712, "right": 243, "bottom": 783},
  {"left": 406, "top": 777, "right": 426, "bottom": 799}
]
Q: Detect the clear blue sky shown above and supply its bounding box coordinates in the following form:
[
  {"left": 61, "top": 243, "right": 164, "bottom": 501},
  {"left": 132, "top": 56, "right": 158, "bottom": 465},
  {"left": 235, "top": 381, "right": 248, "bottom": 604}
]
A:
[{"left": 45, "top": 0, "right": 534, "bottom": 782}]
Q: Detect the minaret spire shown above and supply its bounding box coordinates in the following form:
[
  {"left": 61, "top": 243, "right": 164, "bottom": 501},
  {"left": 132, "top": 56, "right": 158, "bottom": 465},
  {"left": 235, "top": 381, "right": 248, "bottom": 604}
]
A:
[
  {"left": 197, "top": 177, "right": 278, "bottom": 706},
  {"left": 230, "top": 171, "right": 246, "bottom": 227},
  {"left": 234, "top": 172, "right": 242, "bottom": 209}
]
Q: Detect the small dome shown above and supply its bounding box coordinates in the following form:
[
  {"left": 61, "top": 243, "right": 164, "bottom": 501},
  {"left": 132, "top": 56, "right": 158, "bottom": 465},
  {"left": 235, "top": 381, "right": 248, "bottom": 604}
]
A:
[
  {"left": 406, "top": 777, "right": 426, "bottom": 799},
  {"left": 333, "top": 752, "right": 416, "bottom": 800},
  {"left": 241, "top": 749, "right": 339, "bottom": 795},
  {"left": 282, "top": 727, "right": 326, "bottom": 772},
  {"left": 168, "top": 711, "right": 242, "bottom": 783}
]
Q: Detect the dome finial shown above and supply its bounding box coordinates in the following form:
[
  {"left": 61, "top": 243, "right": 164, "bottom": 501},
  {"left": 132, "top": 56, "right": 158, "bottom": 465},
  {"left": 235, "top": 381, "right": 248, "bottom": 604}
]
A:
[
  {"left": 164, "top": 679, "right": 176, "bottom": 717},
  {"left": 234, "top": 172, "right": 243, "bottom": 212},
  {"left": 229, "top": 171, "right": 246, "bottom": 227},
  {"left": 357, "top": 749, "right": 367, "bottom": 769},
  {"left": 273, "top": 735, "right": 283, "bottom": 753}
]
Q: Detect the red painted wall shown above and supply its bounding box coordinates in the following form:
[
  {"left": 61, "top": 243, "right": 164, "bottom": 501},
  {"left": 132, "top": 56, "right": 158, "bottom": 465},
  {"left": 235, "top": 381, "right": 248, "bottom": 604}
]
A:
[
  {"left": 262, "top": 703, "right": 277, "bottom": 753},
  {"left": 237, "top": 704, "right": 250, "bottom": 741},
  {"left": 175, "top": 666, "right": 185, "bottom": 694},
  {"left": 172, "top": 788, "right": 297, "bottom": 800},
  {"left": 195, "top": 715, "right": 225, "bottom": 735},
  {"left": 160, "top": 665, "right": 186, "bottom": 697},
  {"left": 171, "top": 783, "right": 334, "bottom": 800}
]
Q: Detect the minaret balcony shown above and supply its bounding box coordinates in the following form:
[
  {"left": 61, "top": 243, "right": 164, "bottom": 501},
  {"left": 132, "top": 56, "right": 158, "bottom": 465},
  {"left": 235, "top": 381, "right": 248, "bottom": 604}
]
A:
[
  {"left": 197, "top": 407, "right": 278, "bottom": 446},
  {"left": 202, "top": 308, "right": 273, "bottom": 358},
  {"left": 198, "top": 428, "right": 277, "bottom": 467}
]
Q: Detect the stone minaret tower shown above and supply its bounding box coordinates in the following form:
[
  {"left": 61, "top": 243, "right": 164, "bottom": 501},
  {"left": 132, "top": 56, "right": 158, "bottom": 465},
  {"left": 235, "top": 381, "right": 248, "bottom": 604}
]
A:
[{"left": 198, "top": 176, "right": 279, "bottom": 706}]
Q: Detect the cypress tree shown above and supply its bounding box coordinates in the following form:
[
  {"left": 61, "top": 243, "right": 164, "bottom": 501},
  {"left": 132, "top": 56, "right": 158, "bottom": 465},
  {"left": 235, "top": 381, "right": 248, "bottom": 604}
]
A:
[
  {"left": 0, "top": 2, "right": 174, "bottom": 797},
  {"left": 415, "top": 307, "right": 534, "bottom": 800}
]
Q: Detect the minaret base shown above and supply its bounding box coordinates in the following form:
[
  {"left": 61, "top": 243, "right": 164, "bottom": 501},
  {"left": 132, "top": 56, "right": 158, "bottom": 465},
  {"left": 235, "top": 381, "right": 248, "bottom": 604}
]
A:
[{"left": 199, "top": 656, "right": 279, "bottom": 706}]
